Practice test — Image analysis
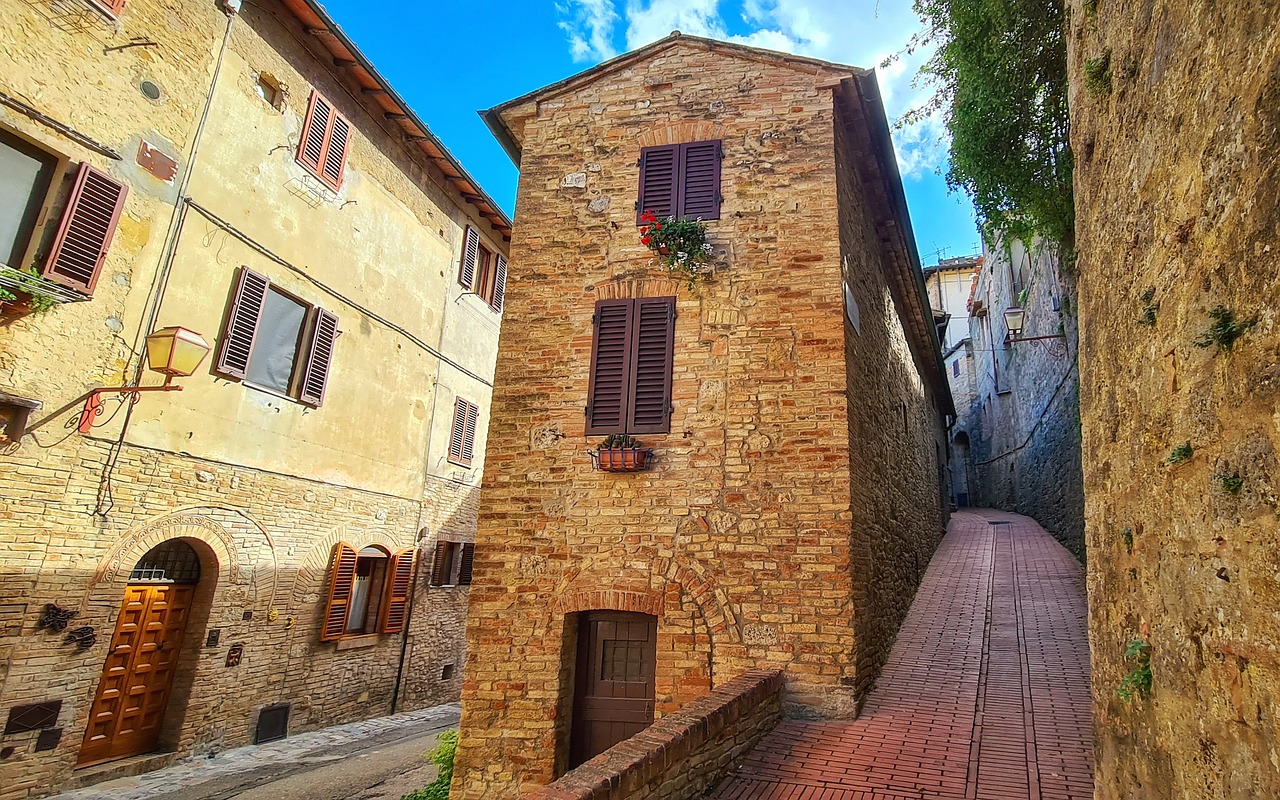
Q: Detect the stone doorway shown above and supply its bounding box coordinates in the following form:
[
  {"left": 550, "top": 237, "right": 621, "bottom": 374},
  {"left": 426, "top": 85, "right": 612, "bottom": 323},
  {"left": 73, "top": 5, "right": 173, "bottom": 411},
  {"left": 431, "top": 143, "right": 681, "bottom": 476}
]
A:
[
  {"left": 569, "top": 611, "right": 657, "bottom": 768},
  {"left": 78, "top": 539, "right": 206, "bottom": 766}
]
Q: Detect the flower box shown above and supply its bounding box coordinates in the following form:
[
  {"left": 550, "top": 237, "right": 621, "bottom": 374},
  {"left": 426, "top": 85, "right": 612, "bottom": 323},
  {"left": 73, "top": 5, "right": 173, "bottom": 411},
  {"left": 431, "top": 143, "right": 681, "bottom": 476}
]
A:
[{"left": 590, "top": 447, "right": 654, "bottom": 473}]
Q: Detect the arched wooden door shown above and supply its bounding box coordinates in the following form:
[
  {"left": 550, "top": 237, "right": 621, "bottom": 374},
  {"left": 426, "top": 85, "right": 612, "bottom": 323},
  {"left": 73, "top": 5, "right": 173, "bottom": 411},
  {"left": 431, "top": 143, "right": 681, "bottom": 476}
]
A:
[
  {"left": 79, "top": 541, "right": 200, "bottom": 767},
  {"left": 569, "top": 611, "right": 657, "bottom": 768}
]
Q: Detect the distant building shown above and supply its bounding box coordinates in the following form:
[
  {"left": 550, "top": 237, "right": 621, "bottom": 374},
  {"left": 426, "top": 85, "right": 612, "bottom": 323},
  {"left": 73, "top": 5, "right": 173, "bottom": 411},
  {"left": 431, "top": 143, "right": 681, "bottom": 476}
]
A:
[
  {"left": 453, "top": 33, "right": 954, "bottom": 798},
  {"left": 924, "top": 255, "right": 981, "bottom": 350},
  {"left": 958, "top": 236, "right": 1083, "bottom": 555},
  {"left": 0, "top": 0, "right": 507, "bottom": 794}
]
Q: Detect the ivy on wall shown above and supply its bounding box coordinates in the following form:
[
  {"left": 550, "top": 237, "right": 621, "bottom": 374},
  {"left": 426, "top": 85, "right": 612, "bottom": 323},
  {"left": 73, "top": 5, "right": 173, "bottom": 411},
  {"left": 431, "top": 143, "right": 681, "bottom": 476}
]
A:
[{"left": 906, "top": 0, "right": 1075, "bottom": 250}]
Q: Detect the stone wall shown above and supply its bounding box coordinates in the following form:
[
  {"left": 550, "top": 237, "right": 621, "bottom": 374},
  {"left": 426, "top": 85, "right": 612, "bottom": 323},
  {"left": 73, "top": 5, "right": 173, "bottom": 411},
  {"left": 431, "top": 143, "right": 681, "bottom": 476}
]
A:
[
  {"left": 521, "top": 670, "right": 783, "bottom": 800},
  {"left": 963, "top": 241, "right": 1085, "bottom": 557},
  {"left": 1067, "top": 1, "right": 1280, "bottom": 797},
  {"left": 452, "top": 38, "right": 949, "bottom": 799}
]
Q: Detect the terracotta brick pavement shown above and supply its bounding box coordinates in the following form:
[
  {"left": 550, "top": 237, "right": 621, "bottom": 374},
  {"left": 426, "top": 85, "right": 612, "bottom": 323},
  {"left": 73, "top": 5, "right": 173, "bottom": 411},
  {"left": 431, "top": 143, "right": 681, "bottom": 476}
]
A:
[{"left": 711, "top": 510, "right": 1093, "bottom": 800}]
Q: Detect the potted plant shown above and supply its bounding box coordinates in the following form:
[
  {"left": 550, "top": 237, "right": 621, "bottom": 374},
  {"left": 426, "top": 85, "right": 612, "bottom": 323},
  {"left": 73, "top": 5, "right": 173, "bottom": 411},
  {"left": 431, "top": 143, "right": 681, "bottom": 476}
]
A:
[
  {"left": 640, "top": 210, "right": 715, "bottom": 288},
  {"left": 590, "top": 433, "right": 654, "bottom": 472},
  {"left": 0, "top": 268, "right": 58, "bottom": 322}
]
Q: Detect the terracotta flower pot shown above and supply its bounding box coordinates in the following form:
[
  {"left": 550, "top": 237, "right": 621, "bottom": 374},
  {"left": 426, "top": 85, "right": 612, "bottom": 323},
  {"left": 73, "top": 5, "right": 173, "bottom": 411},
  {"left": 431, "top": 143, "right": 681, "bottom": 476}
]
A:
[
  {"left": 594, "top": 447, "right": 652, "bottom": 472},
  {"left": 657, "top": 244, "right": 671, "bottom": 256}
]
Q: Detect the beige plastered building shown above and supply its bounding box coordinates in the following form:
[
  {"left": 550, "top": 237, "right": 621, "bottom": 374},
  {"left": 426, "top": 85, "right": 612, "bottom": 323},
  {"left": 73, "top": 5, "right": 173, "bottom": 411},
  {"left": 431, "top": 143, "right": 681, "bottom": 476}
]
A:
[{"left": 0, "top": 0, "right": 509, "bottom": 796}]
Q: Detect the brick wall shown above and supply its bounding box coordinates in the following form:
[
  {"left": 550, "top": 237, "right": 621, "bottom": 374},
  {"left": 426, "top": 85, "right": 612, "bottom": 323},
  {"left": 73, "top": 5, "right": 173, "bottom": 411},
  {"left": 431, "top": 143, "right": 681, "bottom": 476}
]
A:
[
  {"left": 1067, "top": 1, "right": 1280, "bottom": 796},
  {"left": 453, "top": 39, "right": 949, "bottom": 799},
  {"left": 522, "top": 670, "right": 783, "bottom": 800}
]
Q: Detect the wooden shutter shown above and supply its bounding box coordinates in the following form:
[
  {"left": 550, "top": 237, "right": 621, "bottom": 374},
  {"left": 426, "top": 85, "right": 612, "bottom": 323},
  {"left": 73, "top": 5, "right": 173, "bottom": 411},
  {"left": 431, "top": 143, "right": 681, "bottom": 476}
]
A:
[
  {"left": 215, "top": 268, "right": 270, "bottom": 379},
  {"left": 458, "top": 226, "right": 479, "bottom": 290},
  {"left": 429, "top": 541, "right": 449, "bottom": 586},
  {"left": 448, "top": 398, "right": 472, "bottom": 466},
  {"left": 637, "top": 145, "right": 678, "bottom": 224},
  {"left": 42, "top": 163, "right": 128, "bottom": 294},
  {"left": 87, "top": 0, "right": 127, "bottom": 17},
  {"left": 319, "top": 542, "right": 358, "bottom": 641},
  {"left": 321, "top": 114, "right": 351, "bottom": 189},
  {"left": 378, "top": 548, "right": 415, "bottom": 634},
  {"left": 628, "top": 297, "right": 676, "bottom": 434},
  {"left": 490, "top": 254, "right": 508, "bottom": 312},
  {"left": 461, "top": 401, "right": 479, "bottom": 465},
  {"left": 297, "top": 92, "right": 331, "bottom": 176},
  {"left": 679, "top": 140, "right": 722, "bottom": 220},
  {"left": 458, "top": 543, "right": 475, "bottom": 586},
  {"left": 585, "top": 299, "right": 634, "bottom": 435},
  {"left": 299, "top": 307, "right": 339, "bottom": 407}
]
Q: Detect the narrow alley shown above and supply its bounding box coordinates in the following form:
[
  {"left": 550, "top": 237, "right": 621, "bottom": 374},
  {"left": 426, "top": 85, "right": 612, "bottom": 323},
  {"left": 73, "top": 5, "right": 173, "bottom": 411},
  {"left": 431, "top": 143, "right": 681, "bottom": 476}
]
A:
[{"left": 712, "top": 511, "right": 1093, "bottom": 800}]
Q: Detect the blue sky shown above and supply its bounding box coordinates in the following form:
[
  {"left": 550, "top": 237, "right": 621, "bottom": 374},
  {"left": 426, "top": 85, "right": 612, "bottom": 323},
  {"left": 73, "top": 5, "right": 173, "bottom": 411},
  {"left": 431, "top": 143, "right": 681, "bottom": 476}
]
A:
[{"left": 319, "top": 0, "right": 981, "bottom": 263}]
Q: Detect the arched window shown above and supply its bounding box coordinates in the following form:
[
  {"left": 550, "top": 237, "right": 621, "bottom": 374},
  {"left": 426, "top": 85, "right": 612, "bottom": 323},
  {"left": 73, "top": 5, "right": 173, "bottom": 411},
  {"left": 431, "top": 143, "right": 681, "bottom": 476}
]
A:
[
  {"left": 130, "top": 540, "right": 201, "bottom": 584},
  {"left": 319, "top": 542, "right": 414, "bottom": 641}
]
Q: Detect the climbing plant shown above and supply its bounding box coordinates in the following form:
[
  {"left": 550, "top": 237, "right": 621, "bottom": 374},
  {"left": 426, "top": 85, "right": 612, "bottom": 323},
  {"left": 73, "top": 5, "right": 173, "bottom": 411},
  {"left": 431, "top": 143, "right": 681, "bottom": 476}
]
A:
[{"left": 906, "top": 0, "right": 1075, "bottom": 249}]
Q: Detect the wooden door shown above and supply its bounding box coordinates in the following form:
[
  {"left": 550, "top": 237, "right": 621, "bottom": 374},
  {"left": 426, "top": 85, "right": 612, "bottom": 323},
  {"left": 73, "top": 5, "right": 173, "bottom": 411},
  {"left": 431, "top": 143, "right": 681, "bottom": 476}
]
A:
[
  {"left": 79, "top": 584, "right": 194, "bottom": 766},
  {"left": 569, "top": 611, "right": 657, "bottom": 768}
]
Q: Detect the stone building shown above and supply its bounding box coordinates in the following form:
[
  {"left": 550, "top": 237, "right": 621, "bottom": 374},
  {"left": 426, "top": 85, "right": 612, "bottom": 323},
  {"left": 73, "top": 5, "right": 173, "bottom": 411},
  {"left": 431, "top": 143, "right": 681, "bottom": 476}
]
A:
[
  {"left": 924, "top": 255, "right": 980, "bottom": 507},
  {"left": 956, "top": 236, "right": 1084, "bottom": 556},
  {"left": 1068, "top": 1, "right": 1280, "bottom": 797},
  {"left": 0, "top": 0, "right": 507, "bottom": 796},
  {"left": 452, "top": 34, "right": 953, "bottom": 798},
  {"left": 924, "top": 255, "right": 980, "bottom": 350}
]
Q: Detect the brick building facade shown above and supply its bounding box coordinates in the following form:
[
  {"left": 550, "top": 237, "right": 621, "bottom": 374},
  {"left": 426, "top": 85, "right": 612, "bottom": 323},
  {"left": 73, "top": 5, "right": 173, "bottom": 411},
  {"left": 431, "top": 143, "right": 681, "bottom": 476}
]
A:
[
  {"left": 451, "top": 34, "right": 954, "bottom": 798},
  {"left": 0, "top": 1, "right": 506, "bottom": 796}
]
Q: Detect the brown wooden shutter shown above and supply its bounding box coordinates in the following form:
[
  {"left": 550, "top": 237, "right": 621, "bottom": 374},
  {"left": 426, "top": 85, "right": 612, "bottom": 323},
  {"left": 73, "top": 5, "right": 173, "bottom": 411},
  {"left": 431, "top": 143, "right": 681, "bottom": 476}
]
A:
[
  {"left": 297, "top": 91, "right": 331, "bottom": 176},
  {"left": 429, "top": 541, "right": 449, "bottom": 586},
  {"left": 42, "top": 163, "right": 127, "bottom": 294},
  {"left": 461, "top": 401, "right": 479, "bottom": 465},
  {"left": 637, "top": 145, "right": 678, "bottom": 224},
  {"left": 458, "top": 543, "right": 475, "bottom": 586},
  {"left": 490, "top": 254, "right": 507, "bottom": 312},
  {"left": 447, "top": 397, "right": 471, "bottom": 466},
  {"left": 299, "top": 307, "right": 339, "bottom": 407},
  {"left": 585, "top": 299, "right": 634, "bottom": 435},
  {"left": 679, "top": 140, "right": 722, "bottom": 220},
  {"left": 215, "top": 267, "right": 270, "bottom": 379},
  {"left": 458, "top": 226, "right": 479, "bottom": 290},
  {"left": 319, "top": 542, "right": 358, "bottom": 641},
  {"left": 88, "top": 0, "right": 127, "bottom": 17},
  {"left": 628, "top": 297, "right": 676, "bottom": 434},
  {"left": 320, "top": 113, "right": 352, "bottom": 190},
  {"left": 378, "top": 548, "right": 415, "bottom": 634}
]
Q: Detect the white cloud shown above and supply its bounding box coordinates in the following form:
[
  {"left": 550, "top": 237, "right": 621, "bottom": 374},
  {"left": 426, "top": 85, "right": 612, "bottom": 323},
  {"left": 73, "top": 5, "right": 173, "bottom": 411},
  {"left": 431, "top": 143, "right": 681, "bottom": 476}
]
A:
[{"left": 553, "top": 0, "right": 949, "bottom": 177}]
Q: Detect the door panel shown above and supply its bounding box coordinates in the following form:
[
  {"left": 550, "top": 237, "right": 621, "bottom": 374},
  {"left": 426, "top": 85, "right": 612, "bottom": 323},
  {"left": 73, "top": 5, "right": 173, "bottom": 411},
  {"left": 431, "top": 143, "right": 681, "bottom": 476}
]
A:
[
  {"left": 79, "top": 584, "right": 194, "bottom": 766},
  {"left": 569, "top": 611, "right": 656, "bottom": 768}
]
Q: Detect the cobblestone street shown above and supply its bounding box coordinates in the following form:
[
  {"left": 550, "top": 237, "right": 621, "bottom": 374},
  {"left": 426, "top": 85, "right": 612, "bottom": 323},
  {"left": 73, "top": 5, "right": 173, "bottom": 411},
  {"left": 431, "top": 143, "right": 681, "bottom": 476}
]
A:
[
  {"left": 712, "top": 510, "right": 1093, "bottom": 800},
  {"left": 44, "top": 705, "right": 459, "bottom": 800}
]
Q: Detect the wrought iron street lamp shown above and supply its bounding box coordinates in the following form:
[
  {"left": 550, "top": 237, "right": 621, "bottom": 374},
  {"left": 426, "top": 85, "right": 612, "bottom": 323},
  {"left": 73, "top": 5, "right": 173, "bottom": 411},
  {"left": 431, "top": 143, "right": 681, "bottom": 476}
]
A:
[
  {"left": 78, "top": 326, "right": 212, "bottom": 434},
  {"left": 1003, "top": 305, "right": 1068, "bottom": 358}
]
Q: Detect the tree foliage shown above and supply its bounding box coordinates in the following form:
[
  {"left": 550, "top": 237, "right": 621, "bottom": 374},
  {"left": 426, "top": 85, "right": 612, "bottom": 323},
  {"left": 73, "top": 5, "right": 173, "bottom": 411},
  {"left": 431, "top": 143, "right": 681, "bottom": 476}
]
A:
[{"left": 907, "top": 0, "right": 1074, "bottom": 249}]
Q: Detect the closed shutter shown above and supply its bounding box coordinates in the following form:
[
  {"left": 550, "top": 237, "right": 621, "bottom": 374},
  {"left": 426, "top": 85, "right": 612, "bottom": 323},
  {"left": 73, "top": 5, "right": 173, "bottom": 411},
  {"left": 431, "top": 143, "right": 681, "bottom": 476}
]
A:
[
  {"left": 378, "top": 548, "right": 415, "bottom": 634},
  {"left": 458, "top": 543, "right": 475, "bottom": 586},
  {"left": 679, "top": 140, "right": 722, "bottom": 220},
  {"left": 42, "top": 163, "right": 128, "bottom": 294},
  {"left": 429, "top": 541, "right": 449, "bottom": 586},
  {"left": 637, "top": 145, "right": 678, "bottom": 224},
  {"left": 585, "top": 299, "right": 634, "bottom": 435},
  {"left": 216, "top": 268, "right": 270, "bottom": 379},
  {"left": 458, "top": 227, "right": 479, "bottom": 290},
  {"left": 628, "top": 297, "right": 676, "bottom": 434},
  {"left": 321, "top": 114, "right": 351, "bottom": 189},
  {"left": 319, "top": 542, "right": 358, "bottom": 642},
  {"left": 297, "top": 92, "right": 332, "bottom": 176},
  {"left": 447, "top": 397, "right": 473, "bottom": 466},
  {"left": 299, "top": 307, "right": 339, "bottom": 407},
  {"left": 490, "top": 254, "right": 507, "bottom": 312}
]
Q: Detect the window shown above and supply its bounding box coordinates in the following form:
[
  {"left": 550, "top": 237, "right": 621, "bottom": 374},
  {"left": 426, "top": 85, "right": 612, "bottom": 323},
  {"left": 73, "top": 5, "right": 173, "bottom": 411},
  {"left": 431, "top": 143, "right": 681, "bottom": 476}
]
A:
[
  {"left": 296, "top": 90, "right": 351, "bottom": 191},
  {"left": 457, "top": 226, "right": 507, "bottom": 312},
  {"left": 0, "top": 131, "right": 58, "bottom": 270},
  {"left": 636, "top": 140, "right": 722, "bottom": 224},
  {"left": 953, "top": 359, "right": 960, "bottom": 377},
  {"left": 447, "top": 397, "right": 480, "bottom": 467},
  {"left": 585, "top": 297, "right": 675, "bottom": 435},
  {"left": 216, "top": 267, "right": 339, "bottom": 406},
  {"left": 319, "top": 543, "right": 414, "bottom": 641},
  {"left": 429, "top": 540, "right": 474, "bottom": 587}
]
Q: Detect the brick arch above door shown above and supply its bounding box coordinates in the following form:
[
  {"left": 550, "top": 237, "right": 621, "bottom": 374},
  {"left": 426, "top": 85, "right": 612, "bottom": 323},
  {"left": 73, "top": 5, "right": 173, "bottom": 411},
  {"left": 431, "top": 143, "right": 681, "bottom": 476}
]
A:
[{"left": 636, "top": 121, "right": 727, "bottom": 149}]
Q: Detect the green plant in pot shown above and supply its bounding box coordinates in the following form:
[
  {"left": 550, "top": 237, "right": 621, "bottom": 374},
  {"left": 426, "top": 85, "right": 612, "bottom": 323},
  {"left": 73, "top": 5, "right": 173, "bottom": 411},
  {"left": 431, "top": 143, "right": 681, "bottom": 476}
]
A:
[
  {"left": 0, "top": 267, "right": 58, "bottom": 318},
  {"left": 594, "top": 433, "right": 651, "bottom": 472},
  {"left": 640, "top": 210, "right": 714, "bottom": 288}
]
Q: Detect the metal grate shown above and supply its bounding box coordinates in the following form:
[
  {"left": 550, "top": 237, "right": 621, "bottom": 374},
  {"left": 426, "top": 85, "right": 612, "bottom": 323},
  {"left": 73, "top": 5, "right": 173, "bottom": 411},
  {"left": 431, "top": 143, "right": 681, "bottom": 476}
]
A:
[
  {"left": 255, "top": 704, "right": 290, "bottom": 744},
  {"left": 130, "top": 539, "right": 201, "bottom": 584},
  {"left": 0, "top": 264, "right": 89, "bottom": 305}
]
